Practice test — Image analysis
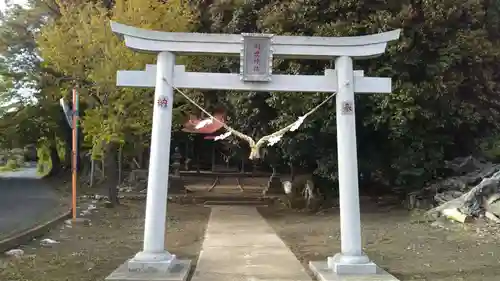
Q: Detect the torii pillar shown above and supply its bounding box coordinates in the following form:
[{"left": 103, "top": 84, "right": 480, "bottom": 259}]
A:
[{"left": 106, "top": 21, "right": 400, "bottom": 281}]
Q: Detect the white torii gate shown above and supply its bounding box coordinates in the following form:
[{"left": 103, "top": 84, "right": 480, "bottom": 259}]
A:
[{"left": 106, "top": 21, "right": 400, "bottom": 281}]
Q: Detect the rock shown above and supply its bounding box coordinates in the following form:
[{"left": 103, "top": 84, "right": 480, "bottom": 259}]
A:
[
  {"left": 442, "top": 208, "right": 473, "bottom": 223},
  {"left": 103, "top": 201, "right": 114, "bottom": 208},
  {"left": 168, "top": 175, "right": 186, "bottom": 194},
  {"left": 486, "top": 194, "right": 500, "bottom": 216},
  {"left": 64, "top": 218, "right": 91, "bottom": 226},
  {"left": 484, "top": 211, "right": 500, "bottom": 223},
  {"left": 427, "top": 176, "right": 500, "bottom": 218},
  {"left": 445, "top": 156, "right": 485, "bottom": 175},
  {"left": 5, "top": 249, "right": 24, "bottom": 257},
  {"left": 118, "top": 186, "right": 133, "bottom": 193},
  {"left": 40, "top": 238, "right": 60, "bottom": 247},
  {"left": 423, "top": 156, "right": 500, "bottom": 222},
  {"left": 263, "top": 175, "right": 284, "bottom": 195},
  {"left": 434, "top": 191, "right": 463, "bottom": 204}
]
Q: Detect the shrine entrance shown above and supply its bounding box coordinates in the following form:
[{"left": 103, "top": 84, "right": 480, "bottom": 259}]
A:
[{"left": 106, "top": 21, "right": 400, "bottom": 281}]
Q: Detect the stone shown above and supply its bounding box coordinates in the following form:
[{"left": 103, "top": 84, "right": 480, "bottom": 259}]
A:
[
  {"left": 106, "top": 259, "right": 192, "bottom": 281},
  {"left": 486, "top": 194, "right": 500, "bottom": 216},
  {"left": 309, "top": 260, "right": 400, "bottom": 281},
  {"left": 168, "top": 176, "right": 186, "bottom": 194},
  {"left": 328, "top": 253, "right": 377, "bottom": 275},
  {"left": 70, "top": 217, "right": 91, "bottom": 226},
  {"left": 4, "top": 249, "right": 24, "bottom": 257},
  {"left": 264, "top": 175, "right": 284, "bottom": 195}
]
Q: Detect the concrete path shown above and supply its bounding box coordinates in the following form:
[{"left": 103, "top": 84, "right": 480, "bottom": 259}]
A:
[
  {"left": 191, "top": 206, "right": 312, "bottom": 281},
  {"left": 0, "top": 163, "right": 60, "bottom": 240}
]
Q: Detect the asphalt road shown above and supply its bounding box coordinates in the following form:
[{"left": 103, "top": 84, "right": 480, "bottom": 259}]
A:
[{"left": 0, "top": 163, "right": 60, "bottom": 239}]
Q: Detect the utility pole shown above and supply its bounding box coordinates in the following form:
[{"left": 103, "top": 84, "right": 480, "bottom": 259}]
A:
[
  {"left": 59, "top": 82, "right": 80, "bottom": 221},
  {"left": 71, "top": 85, "right": 79, "bottom": 220}
]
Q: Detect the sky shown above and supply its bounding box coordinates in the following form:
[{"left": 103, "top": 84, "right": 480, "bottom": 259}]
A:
[{"left": 0, "top": 0, "right": 28, "bottom": 11}]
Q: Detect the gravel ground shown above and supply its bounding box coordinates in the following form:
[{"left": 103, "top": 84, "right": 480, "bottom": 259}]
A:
[
  {"left": 0, "top": 200, "right": 210, "bottom": 281},
  {"left": 260, "top": 200, "right": 500, "bottom": 281}
]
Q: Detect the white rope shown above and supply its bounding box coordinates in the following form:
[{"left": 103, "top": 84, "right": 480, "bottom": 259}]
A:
[
  {"left": 162, "top": 77, "right": 253, "bottom": 144},
  {"left": 162, "top": 76, "right": 336, "bottom": 158}
]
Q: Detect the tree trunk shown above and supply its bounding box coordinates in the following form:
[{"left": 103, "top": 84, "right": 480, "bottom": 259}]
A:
[
  {"left": 118, "top": 144, "right": 123, "bottom": 184},
  {"left": 90, "top": 159, "right": 95, "bottom": 187},
  {"left": 103, "top": 142, "right": 120, "bottom": 206},
  {"left": 63, "top": 142, "right": 72, "bottom": 170},
  {"left": 45, "top": 140, "right": 61, "bottom": 178}
]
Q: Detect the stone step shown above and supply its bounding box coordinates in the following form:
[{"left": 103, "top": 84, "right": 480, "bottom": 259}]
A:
[
  {"left": 119, "top": 192, "right": 283, "bottom": 206},
  {"left": 195, "top": 195, "right": 267, "bottom": 201},
  {"left": 204, "top": 200, "right": 269, "bottom": 207}
]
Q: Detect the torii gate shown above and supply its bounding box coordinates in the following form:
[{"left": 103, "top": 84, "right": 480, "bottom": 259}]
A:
[{"left": 106, "top": 21, "right": 400, "bottom": 281}]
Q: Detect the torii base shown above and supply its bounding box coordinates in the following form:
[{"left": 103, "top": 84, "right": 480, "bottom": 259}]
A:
[
  {"left": 309, "top": 258, "right": 400, "bottom": 281},
  {"left": 106, "top": 259, "right": 192, "bottom": 281}
]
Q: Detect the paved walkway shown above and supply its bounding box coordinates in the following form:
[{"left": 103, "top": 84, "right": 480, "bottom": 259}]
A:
[
  {"left": 191, "top": 206, "right": 312, "bottom": 281},
  {"left": 0, "top": 163, "right": 60, "bottom": 240}
]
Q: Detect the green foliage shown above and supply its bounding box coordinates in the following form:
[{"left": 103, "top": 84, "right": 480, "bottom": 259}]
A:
[
  {"left": 189, "top": 0, "right": 500, "bottom": 192},
  {"left": 35, "top": 136, "right": 65, "bottom": 176},
  {"left": 0, "top": 0, "right": 68, "bottom": 160},
  {"left": 36, "top": 0, "right": 197, "bottom": 161},
  {"left": 0, "top": 147, "right": 24, "bottom": 171},
  {"left": 1, "top": 0, "right": 499, "bottom": 193},
  {"left": 36, "top": 142, "right": 51, "bottom": 175},
  {"left": 0, "top": 158, "right": 21, "bottom": 172},
  {"left": 479, "top": 135, "right": 500, "bottom": 161}
]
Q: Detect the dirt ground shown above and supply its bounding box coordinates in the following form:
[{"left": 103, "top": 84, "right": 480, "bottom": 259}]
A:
[
  {"left": 4, "top": 194, "right": 500, "bottom": 281},
  {"left": 259, "top": 200, "right": 500, "bottom": 281},
  {"left": 0, "top": 200, "right": 210, "bottom": 281}
]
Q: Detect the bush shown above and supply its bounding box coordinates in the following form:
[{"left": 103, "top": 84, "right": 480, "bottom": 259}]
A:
[
  {"left": 35, "top": 137, "right": 66, "bottom": 176},
  {"left": 0, "top": 158, "right": 21, "bottom": 171},
  {"left": 6, "top": 158, "right": 20, "bottom": 168},
  {"left": 479, "top": 136, "right": 500, "bottom": 161},
  {"left": 36, "top": 142, "right": 52, "bottom": 176}
]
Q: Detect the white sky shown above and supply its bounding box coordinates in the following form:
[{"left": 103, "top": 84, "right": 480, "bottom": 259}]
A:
[{"left": 0, "top": 0, "right": 28, "bottom": 11}]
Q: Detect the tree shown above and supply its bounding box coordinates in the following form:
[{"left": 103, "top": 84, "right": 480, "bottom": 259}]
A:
[
  {"left": 0, "top": 0, "right": 70, "bottom": 176},
  {"left": 186, "top": 0, "right": 500, "bottom": 193},
  {"left": 0, "top": 0, "right": 492, "bottom": 199},
  {"left": 36, "top": 0, "right": 197, "bottom": 204},
  {"left": 259, "top": 0, "right": 500, "bottom": 190}
]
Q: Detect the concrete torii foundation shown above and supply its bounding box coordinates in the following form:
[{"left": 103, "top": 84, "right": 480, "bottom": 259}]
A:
[{"left": 106, "top": 21, "right": 400, "bottom": 281}]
